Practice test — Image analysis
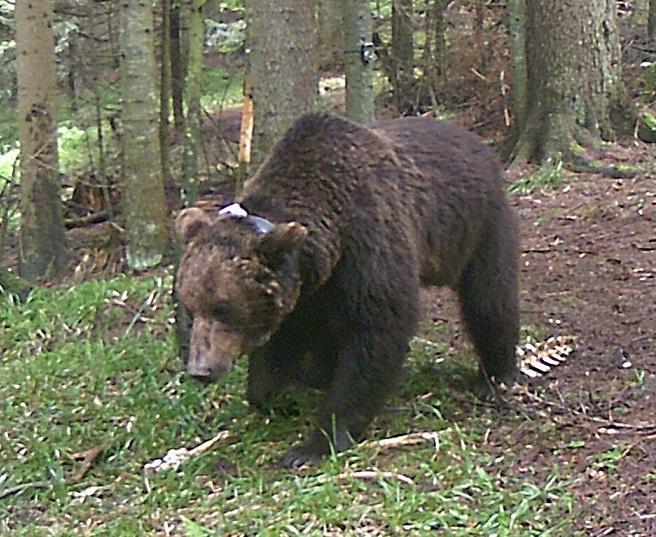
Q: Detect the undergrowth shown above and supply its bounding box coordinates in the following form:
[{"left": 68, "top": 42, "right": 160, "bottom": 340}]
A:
[{"left": 0, "top": 274, "right": 577, "bottom": 536}]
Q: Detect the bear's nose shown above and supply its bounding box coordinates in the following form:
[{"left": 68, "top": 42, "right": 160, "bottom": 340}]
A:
[
  {"left": 187, "top": 360, "right": 230, "bottom": 383},
  {"left": 189, "top": 371, "right": 214, "bottom": 384}
]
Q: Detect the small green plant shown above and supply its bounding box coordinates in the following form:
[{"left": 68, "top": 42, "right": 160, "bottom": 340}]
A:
[{"left": 510, "top": 160, "right": 566, "bottom": 194}]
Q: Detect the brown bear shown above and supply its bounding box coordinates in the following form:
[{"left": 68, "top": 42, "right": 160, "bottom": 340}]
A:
[{"left": 175, "top": 112, "right": 519, "bottom": 467}]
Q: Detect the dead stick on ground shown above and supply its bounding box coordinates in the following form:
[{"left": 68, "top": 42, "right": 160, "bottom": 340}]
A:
[
  {"left": 0, "top": 481, "right": 50, "bottom": 501},
  {"left": 0, "top": 445, "right": 105, "bottom": 500},
  {"left": 364, "top": 431, "right": 441, "bottom": 450},
  {"left": 518, "top": 387, "right": 656, "bottom": 432},
  {"left": 336, "top": 470, "right": 415, "bottom": 486},
  {"left": 69, "top": 445, "right": 105, "bottom": 484}
]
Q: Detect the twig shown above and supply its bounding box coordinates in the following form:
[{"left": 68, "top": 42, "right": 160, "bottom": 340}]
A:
[
  {"left": 516, "top": 385, "right": 656, "bottom": 433},
  {"left": 0, "top": 445, "right": 106, "bottom": 500},
  {"left": 0, "top": 480, "right": 50, "bottom": 500},
  {"left": 143, "top": 430, "right": 232, "bottom": 474},
  {"left": 364, "top": 431, "right": 440, "bottom": 450},
  {"left": 336, "top": 470, "right": 414, "bottom": 486},
  {"left": 69, "top": 445, "right": 104, "bottom": 483}
]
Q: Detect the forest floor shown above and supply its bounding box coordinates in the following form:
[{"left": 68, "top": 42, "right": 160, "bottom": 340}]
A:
[
  {"left": 422, "top": 140, "right": 656, "bottom": 535},
  {"left": 1, "top": 138, "right": 655, "bottom": 536}
]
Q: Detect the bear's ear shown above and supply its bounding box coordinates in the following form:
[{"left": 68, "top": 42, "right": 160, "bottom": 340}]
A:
[
  {"left": 176, "top": 208, "right": 212, "bottom": 243},
  {"left": 256, "top": 222, "right": 308, "bottom": 261}
]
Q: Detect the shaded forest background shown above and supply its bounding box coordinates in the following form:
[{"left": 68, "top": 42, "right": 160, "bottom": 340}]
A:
[{"left": 0, "top": 0, "right": 654, "bottom": 285}]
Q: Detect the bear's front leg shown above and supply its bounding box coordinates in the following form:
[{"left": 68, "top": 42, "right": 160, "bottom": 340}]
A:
[{"left": 280, "top": 330, "right": 412, "bottom": 468}]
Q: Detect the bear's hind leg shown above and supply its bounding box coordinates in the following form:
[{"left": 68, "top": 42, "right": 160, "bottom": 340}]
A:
[{"left": 457, "top": 211, "right": 519, "bottom": 385}]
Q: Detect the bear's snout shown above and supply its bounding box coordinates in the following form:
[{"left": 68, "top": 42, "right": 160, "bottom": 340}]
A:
[
  {"left": 187, "top": 318, "right": 241, "bottom": 383},
  {"left": 187, "top": 357, "right": 230, "bottom": 383}
]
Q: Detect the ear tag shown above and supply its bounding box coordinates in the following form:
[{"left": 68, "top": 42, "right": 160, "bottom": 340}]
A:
[
  {"left": 218, "top": 202, "right": 275, "bottom": 235},
  {"left": 219, "top": 203, "right": 248, "bottom": 217},
  {"left": 247, "top": 215, "right": 275, "bottom": 235}
]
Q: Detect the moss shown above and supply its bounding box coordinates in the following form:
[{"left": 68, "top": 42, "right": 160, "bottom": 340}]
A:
[
  {"left": 638, "top": 111, "right": 656, "bottom": 143},
  {"left": 568, "top": 140, "right": 586, "bottom": 157}
]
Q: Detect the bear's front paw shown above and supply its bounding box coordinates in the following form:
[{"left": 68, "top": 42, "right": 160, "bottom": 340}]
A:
[{"left": 279, "top": 429, "right": 353, "bottom": 469}]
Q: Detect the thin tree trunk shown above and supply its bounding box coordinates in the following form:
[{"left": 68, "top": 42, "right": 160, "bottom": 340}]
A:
[
  {"left": 16, "top": 0, "right": 68, "bottom": 281},
  {"left": 119, "top": 0, "right": 168, "bottom": 269},
  {"left": 419, "top": 0, "right": 447, "bottom": 108},
  {"left": 181, "top": 0, "right": 205, "bottom": 206},
  {"left": 649, "top": 0, "right": 656, "bottom": 43},
  {"left": 507, "top": 0, "right": 528, "bottom": 140},
  {"left": 160, "top": 0, "right": 177, "bottom": 211},
  {"left": 245, "top": 0, "right": 318, "bottom": 168},
  {"left": 392, "top": 0, "right": 415, "bottom": 114},
  {"left": 170, "top": 3, "right": 186, "bottom": 134},
  {"left": 342, "top": 0, "right": 375, "bottom": 122}
]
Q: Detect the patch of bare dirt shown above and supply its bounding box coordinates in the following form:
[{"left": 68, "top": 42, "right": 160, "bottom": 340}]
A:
[{"left": 423, "top": 142, "right": 656, "bottom": 535}]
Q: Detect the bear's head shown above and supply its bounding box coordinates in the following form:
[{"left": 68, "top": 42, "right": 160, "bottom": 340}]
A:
[{"left": 175, "top": 206, "right": 308, "bottom": 382}]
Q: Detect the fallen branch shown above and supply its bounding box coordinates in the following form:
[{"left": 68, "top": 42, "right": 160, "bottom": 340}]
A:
[
  {"left": 143, "top": 430, "right": 232, "bottom": 475},
  {"left": 0, "top": 480, "right": 50, "bottom": 501},
  {"left": 0, "top": 444, "right": 105, "bottom": 500},
  {"left": 364, "top": 431, "right": 441, "bottom": 450},
  {"left": 64, "top": 210, "right": 109, "bottom": 229},
  {"left": 336, "top": 470, "right": 414, "bottom": 486},
  {"left": 68, "top": 445, "right": 104, "bottom": 484},
  {"left": 515, "top": 385, "right": 656, "bottom": 434}
]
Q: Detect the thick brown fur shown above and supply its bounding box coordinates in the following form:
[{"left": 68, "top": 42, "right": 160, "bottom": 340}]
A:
[{"left": 175, "top": 112, "right": 519, "bottom": 467}]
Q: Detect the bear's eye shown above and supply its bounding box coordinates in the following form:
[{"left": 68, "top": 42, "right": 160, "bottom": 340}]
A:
[{"left": 212, "top": 301, "right": 239, "bottom": 325}]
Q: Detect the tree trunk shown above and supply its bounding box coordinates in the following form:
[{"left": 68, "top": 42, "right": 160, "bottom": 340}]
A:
[
  {"left": 160, "top": 0, "right": 178, "bottom": 211},
  {"left": 649, "top": 0, "right": 656, "bottom": 43},
  {"left": 16, "top": 0, "right": 68, "bottom": 281},
  {"left": 245, "top": 0, "right": 318, "bottom": 168},
  {"left": 392, "top": 0, "right": 415, "bottom": 114},
  {"left": 507, "top": 0, "right": 528, "bottom": 140},
  {"left": 318, "top": 0, "right": 344, "bottom": 70},
  {"left": 342, "top": 0, "right": 375, "bottom": 122},
  {"left": 170, "top": 3, "right": 186, "bottom": 134},
  {"left": 418, "top": 0, "right": 447, "bottom": 108},
  {"left": 511, "top": 0, "right": 634, "bottom": 165},
  {"left": 119, "top": 0, "right": 168, "bottom": 270},
  {"left": 181, "top": 0, "right": 205, "bottom": 206}
]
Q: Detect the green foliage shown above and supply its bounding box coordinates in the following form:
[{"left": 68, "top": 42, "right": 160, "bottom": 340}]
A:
[
  {"left": 201, "top": 67, "right": 245, "bottom": 110},
  {"left": 509, "top": 160, "right": 566, "bottom": 194},
  {"left": 0, "top": 273, "right": 577, "bottom": 535},
  {"left": 0, "top": 146, "right": 18, "bottom": 185}
]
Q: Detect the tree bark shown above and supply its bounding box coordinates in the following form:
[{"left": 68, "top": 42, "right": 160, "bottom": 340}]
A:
[
  {"left": 342, "top": 0, "right": 375, "bottom": 122},
  {"left": 170, "top": 3, "right": 186, "bottom": 134},
  {"left": 511, "top": 0, "right": 634, "bottom": 165},
  {"left": 392, "top": 0, "right": 415, "bottom": 114},
  {"left": 649, "top": 0, "right": 656, "bottom": 43},
  {"left": 418, "top": 0, "right": 447, "bottom": 108},
  {"left": 507, "top": 0, "right": 528, "bottom": 140},
  {"left": 119, "top": 0, "right": 168, "bottom": 270},
  {"left": 181, "top": 0, "right": 205, "bottom": 206},
  {"left": 16, "top": 0, "right": 68, "bottom": 281},
  {"left": 245, "top": 0, "right": 318, "bottom": 168},
  {"left": 160, "top": 0, "right": 178, "bottom": 211},
  {"left": 318, "top": 0, "right": 344, "bottom": 70}
]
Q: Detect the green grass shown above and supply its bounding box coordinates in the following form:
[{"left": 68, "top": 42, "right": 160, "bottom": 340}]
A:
[
  {"left": 1, "top": 274, "right": 576, "bottom": 535},
  {"left": 202, "top": 67, "right": 245, "bottom": 111},
  {"left": 509, "top": 160, "right": 568, "bottom": 194}
]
